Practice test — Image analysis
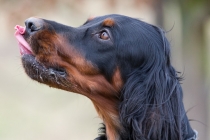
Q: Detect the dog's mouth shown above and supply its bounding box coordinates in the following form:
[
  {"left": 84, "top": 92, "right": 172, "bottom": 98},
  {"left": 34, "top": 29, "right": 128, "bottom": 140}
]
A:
[{"left": 14, "top": 25, "right": 69, "bottom": 89}]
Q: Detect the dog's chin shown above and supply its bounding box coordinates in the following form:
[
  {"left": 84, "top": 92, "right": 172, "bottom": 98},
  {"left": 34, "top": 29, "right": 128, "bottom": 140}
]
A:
[{"left": 21, "top": 54, "right": 70, "bottom": 89}]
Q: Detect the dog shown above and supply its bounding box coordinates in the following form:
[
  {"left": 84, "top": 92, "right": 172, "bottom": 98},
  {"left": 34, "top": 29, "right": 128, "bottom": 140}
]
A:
[{"left": 14, "top": 14, "right": 197, "bottom": 140}]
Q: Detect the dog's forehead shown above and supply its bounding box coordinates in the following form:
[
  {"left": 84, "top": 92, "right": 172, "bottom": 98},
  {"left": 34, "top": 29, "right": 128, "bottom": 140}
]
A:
[{"left": 84, "top": 14, "right": 132, "bottom": 26}]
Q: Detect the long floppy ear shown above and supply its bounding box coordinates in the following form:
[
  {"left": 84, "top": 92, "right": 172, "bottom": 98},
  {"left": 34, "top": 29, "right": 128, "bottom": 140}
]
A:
[{"left": 119, "top": 27, "right": 195, "bottom": 140}]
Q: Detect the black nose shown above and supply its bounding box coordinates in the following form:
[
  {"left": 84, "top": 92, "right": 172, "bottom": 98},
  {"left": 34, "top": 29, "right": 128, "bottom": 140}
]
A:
[{"left": 25, "top": 17, "right": 43, "bottom": 33}]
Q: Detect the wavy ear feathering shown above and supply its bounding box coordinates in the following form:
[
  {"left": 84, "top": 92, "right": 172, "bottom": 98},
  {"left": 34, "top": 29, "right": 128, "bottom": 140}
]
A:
[{"left": 119, "top": 25, "right": 196, "bottom": 140}]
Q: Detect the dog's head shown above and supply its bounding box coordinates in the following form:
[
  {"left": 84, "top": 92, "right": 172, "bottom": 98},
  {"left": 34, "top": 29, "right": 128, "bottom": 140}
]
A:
[{"left": 15, "top": 14, "right": 169, "bottom": 93}]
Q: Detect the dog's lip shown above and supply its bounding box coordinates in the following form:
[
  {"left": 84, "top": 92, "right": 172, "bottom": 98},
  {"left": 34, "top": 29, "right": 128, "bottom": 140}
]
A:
[{"left": 14, "top": 25, "right": 33, "bottom": 55}]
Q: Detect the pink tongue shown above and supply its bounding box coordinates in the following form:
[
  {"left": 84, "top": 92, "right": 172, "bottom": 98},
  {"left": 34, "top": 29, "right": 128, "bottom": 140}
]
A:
[{"left": 14, "top": 25, "right": 33, "bottom": 55}]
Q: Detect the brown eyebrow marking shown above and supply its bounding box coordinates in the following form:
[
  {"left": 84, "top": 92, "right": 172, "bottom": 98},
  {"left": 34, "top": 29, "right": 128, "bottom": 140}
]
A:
[{"left": 102, "top": 18, "right": 115, "bottom": 27}]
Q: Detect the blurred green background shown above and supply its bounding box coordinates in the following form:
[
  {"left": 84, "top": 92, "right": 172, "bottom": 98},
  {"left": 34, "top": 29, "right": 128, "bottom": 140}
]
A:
[{"left": 0, "top": 0, "right": 210, "bottom": 139}]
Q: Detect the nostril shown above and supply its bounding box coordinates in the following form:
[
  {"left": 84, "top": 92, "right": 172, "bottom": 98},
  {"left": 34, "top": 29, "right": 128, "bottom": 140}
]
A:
[
  {"left": 27, "top": 22, "right": 36, "bottom": 31},
  {"left": 25, "top": 17, "right": 43, "bottom": 33}
]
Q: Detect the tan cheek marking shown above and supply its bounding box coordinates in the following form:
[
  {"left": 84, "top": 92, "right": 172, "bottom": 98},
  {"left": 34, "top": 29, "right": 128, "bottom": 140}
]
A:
[
  {"left": 32, "top": 32, "right": 60, "bottom": 65},
  {"left": 30, "top": 29, "right": 58, "bottom": 56},
  {"left": 112, "top": 67, "right": 123, "bottom": 92},
  {"left": 103, "top": 18, "right": 115, "bottom": 27}
]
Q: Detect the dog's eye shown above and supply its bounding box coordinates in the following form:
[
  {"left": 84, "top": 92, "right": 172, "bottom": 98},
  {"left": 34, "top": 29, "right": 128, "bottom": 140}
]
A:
[{"left": 99, "top": 31, "right": 110, "bottom": 40}]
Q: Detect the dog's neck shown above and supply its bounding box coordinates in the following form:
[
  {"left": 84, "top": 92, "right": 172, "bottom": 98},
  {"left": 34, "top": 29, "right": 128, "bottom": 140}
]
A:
[{"left": 92, "top": 99, "right": 120, "bottom": 140}]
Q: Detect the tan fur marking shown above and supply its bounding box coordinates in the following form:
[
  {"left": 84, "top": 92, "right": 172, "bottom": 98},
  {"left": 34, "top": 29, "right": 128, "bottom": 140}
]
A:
[
  {"left": 103, "top": 18, "right": 115, "bottom": 27},
  {"left": 112, "top": 67, "right": 123, "bottom": 92}
]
